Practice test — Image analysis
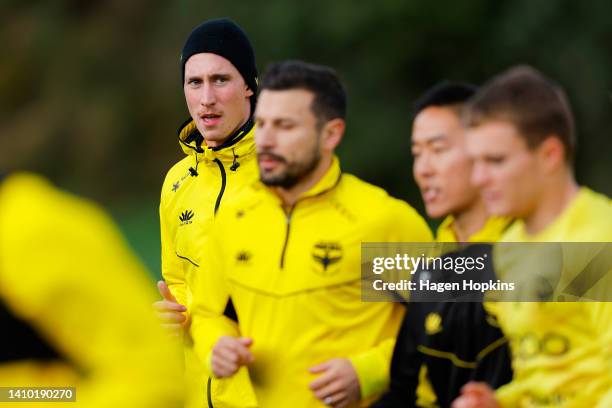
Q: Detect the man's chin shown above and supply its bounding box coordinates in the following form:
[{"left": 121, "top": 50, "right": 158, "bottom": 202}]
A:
[
  {"left": 260, "top": 175, "right": 284, "bottom": 187},
  {"left": 425, "top": 207, "right": 447, "bottom": 220},
  {"left": 485, "top": 202, "right": 512, "bottom": 217},
  {"left": 259, "top": 173, "right": 298, "bottom": 189}
]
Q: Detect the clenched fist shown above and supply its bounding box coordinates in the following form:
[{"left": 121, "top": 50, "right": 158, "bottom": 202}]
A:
[{"left": 211, "top": 336, "right": 254, "bottom": 378}]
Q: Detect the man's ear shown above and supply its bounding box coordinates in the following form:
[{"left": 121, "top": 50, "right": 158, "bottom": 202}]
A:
[
  {"left": 321, "top": 118, "right": 345, "bottom": 151},
  {"left": 538, "top": 135, "right": 565, "bottom": 172},
  {"left": 245, "top": 86, "right": 254, "bottom": 98}
]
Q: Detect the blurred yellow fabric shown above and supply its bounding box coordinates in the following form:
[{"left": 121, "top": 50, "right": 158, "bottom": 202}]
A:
[{"left": 0, "top": 173, "right": 184, "bottom": 408}]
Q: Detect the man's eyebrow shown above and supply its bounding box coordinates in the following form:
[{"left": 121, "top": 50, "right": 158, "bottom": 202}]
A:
[
  {"left": 184, "top": 72, "right": 232, "bottom": 81},
  {"left": 412, "top": 134, "right": 447, "bottom": 145},
  {"left": 425, "top": 134, "right": 447, "bottom": 144},
  {"left": 210, "top": 73, "right": 232, "bottom": 79},
  {"left": 185, "top": 73, "right": 202, "bottom": 81}
]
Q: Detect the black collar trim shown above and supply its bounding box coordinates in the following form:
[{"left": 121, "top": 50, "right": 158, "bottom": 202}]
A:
[{"left": 177, "top": 117, "right": 254, "bottom": 154}]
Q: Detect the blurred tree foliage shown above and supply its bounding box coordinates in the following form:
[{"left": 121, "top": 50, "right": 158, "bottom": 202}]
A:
[{"left": 2, "top": 0, "right": 611, "bottom": 271}]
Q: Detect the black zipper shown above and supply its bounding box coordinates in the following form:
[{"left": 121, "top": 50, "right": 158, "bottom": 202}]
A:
[
  {"left": 279, "top": 205, "right": 295, "bottom": 269},
  {"left": 213, "top": 158, "right": 227, "bottom": 215},
  {"left": 278, "top": 173, "right": 342, "bottom": 269},
  {"left": 207, "top": 377, "right": 213, "bottom": 408}
]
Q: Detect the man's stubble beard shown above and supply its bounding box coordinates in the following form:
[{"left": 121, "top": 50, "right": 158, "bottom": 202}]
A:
[{"left": 259, "top": 137, "right": 321, "bottom": 189}]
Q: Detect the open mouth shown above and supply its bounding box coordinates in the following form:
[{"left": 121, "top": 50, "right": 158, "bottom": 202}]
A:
[
  {"left": 422, "top": 186, "right": 441, "bottom": 203},
  {"left": 200, "top": 113, "right": 222, "bottom": 127}
]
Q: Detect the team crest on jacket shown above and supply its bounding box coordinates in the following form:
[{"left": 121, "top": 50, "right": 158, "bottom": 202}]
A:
[
  {"left": 425, "top": 312, "right": 443, "bottom": 335},
  {"left": 311, "top": 241, "right": 342, "bottom": 276},
  {"left": 179, "top": 210, "right": 194, "bottom": 225},
  {"left": 235, "top": 250, "right": 252, "bottom": 265}
]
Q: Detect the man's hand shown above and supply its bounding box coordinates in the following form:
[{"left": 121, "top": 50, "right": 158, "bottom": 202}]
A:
[
  {"left": 308, "top": 358, "right": 361, "bottom": 407},
  {"left": 211, "top": 336, "right": 254, "bottom": 378},
  {"left": 452, "top": 382, "right": 500, "bottom": 408},
  {"left": 153, "top": 280, "right": 188, "bottom": 337}
]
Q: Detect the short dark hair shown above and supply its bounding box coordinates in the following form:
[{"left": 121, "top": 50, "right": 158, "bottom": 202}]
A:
[
  {"left": 413, "top": 81, "right": 477, "bottom": 117},
  {"left": 260, "top": 60, "right": 347, "bottom": 126},
  {"left": 465, "top": 65, "right": 576, "bottom": 164}
]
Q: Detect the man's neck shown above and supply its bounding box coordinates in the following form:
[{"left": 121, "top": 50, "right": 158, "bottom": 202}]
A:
[
  {"left": 524, "top": 170, "right": 579, "bottom": 236},
  {"left": 274, "top": 155, "right": 333, "bottom": 210},
  {"left": 451, "top": 198, "right": 490, "bottom": 242}
]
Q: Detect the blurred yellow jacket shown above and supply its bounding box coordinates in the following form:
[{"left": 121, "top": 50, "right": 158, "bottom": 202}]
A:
[
  {"left": 0, "top": 173, "right": 184, "bottom": 408},
  {"left": 191, "top": 157, "right": 433, "bottom": 407},
  {"left": 160, "top": 118, "right": 259, "bottom": 407},
  {"left": 494, "top": 188, "right": 612, "bottom": 407}
]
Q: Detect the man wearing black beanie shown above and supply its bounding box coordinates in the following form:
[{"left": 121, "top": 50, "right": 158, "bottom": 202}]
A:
[
  {"left": 180, "top": 18, "right": 258, "bottom": 115},
  {"left": 154, "top": 18, "right": 259, "bottom": 408}
]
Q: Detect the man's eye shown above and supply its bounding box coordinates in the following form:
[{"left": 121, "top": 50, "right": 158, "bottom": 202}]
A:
[
  {"left": 487, "top": 156, "right": 505, "bottom": 164},
  {"left": 187, "top": 79, "right": 201, "bottom": 86},
  {"left": 431, "top": 145, "right": 448, "bottom": 154},
  {"left": 278, "top": 122, "right": 294, "bottom": 129},
  {"left": 214, "top": 77, "right": 228, "bottom": 84}
]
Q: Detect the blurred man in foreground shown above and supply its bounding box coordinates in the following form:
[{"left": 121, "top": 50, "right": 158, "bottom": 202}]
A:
[
  {"left": 0, "top": 172, "right": 183, "bottom": 407},
  {"left": 190, "top": 60, "right": 433, "bottom": 407}
]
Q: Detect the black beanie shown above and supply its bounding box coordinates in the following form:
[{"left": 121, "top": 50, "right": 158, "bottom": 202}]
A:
[{"left": 180, "top": 19, "right": 258, "bottom": 102}]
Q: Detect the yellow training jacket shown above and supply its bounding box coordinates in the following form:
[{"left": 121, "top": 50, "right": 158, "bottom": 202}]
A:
[
  {"left": 494, "top": 188, "right": 612, "bottom": 407},
  {"left": 160, "top": 118, "right": 259, "bottom": 408},
  {"left": 191, "top": 157, "right": 433, "bottom": 408},
  {"left": 0, "top": 173, "right": 184, "bottom": 408}
]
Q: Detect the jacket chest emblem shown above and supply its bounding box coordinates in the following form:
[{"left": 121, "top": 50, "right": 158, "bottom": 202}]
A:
[
  {"left": 235, "top": 250, "right": 252, "bottom": 265},
  {"left": 179, "top": 210, "right": 194, "bottom": 226},
  {"left": 311, "top": 241, "right": 342, "bottom": 276},
  {"left": 425, "top": 312, "right": 443, "bottom": 335}
]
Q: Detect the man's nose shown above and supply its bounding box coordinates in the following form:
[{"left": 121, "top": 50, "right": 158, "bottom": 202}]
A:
[
  {"left": 471, "top": 161, "right": 489, "bottom": 188},
  {"left": 255, "top": 124, "right": 276, "bottom": 149},
  {"left": 200, "top": 83, "right": 216, "bottom": 106},
  {"left": 413, "top": 153, "right": 436, "bottom": 181}
]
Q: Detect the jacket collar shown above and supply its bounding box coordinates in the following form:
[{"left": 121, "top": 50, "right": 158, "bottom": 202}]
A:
[
  {"left": 177, "top": 117, "right": 256, "bottom": 165},
  {"left": 436, "top": 214, "right": 512, "bottom": 242},
  {"left": 298, "top": 156, "right": 342, "bottom": 200}
]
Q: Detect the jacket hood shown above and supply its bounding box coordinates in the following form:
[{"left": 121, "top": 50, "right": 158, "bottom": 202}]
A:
[{"left": 177, "top": 117, "right": 256, "bottom": 165}]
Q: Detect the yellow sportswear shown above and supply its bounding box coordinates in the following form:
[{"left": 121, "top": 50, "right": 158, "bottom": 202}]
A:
[
  {"left": 411, "top": 215, "right": 512, "bottom": 407},
  {"left": 436, "top": 215, "right": 511, "bottom": 243},
  {"left": 191, "top": 157, "right": 433, "bottom": 407},
  {"left": 160, "top": 119, "right": 259, "bottom": 408},
  {"left": 0, "top": 173, "right": 183, "bottom": 408},
  {"left": 494, "top": 188, "right": 612, "bottom": 407}
]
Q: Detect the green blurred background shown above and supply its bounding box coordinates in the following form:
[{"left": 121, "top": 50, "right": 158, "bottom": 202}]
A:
[{"left": 2, "top": 0, "right": 611, "bottom": 278}]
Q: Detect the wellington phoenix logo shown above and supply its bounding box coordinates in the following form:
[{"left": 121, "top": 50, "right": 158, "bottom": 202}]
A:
[
  {"left": 179, "top": 210, "right": 194, "bottom": 225},
  {"left": 312, "top": 241, "right": 342, "bottom": 276},
  {"left": 235, "top": 250, "right": 252, "bottom": 265}
]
